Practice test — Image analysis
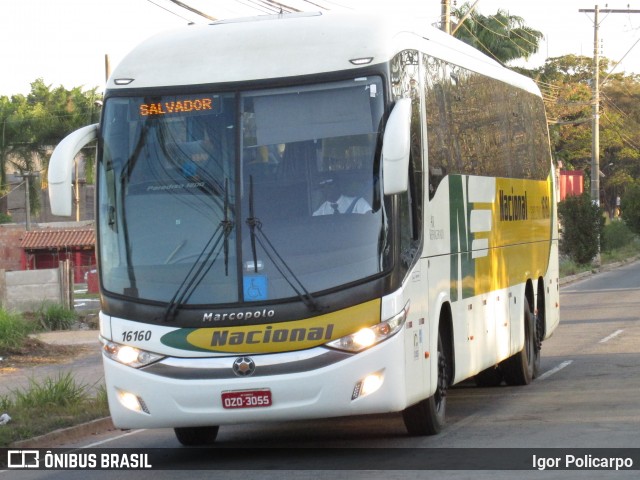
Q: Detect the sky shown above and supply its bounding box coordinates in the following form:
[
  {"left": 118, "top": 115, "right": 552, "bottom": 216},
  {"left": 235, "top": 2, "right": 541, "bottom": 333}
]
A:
[{"left": 1, "top": 0, "right": 640, "bottom": 96}]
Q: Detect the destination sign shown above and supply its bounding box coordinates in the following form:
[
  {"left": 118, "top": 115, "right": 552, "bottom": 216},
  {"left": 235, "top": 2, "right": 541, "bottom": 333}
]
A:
[{"left": 139, "top": 97, "right": 215, "bottom": 116}]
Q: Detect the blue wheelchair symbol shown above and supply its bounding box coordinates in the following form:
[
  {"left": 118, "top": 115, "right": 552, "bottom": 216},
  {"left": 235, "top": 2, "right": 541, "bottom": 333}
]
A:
[{"left": 243, "top": 275, "right": 268, "bottom": 301}]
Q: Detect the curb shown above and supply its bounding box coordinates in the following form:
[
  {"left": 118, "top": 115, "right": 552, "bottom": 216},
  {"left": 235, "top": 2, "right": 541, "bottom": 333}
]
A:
[
  {"left": 559, "top": 270, "right": 592, "bottom": 285},
  {"left": 559, "top": 255, "right": 640, "bottom": 286},
  {"left": 9, "top": 417, "right": 116, "bottom": 448}
]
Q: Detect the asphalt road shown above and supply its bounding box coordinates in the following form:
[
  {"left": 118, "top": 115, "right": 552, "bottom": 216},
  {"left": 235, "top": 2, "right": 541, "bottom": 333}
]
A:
[{"left": 3, "top": 260, "right": 640, "bottom": 479}]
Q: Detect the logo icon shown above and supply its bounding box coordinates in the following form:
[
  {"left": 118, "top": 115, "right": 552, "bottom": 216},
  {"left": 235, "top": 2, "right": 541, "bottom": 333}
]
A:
[
  {"left": 232, "top": 357, "right": 256, "bottom": 377},
  {"left": 8, "top": 450, "right": 40, "bottom": 469}
]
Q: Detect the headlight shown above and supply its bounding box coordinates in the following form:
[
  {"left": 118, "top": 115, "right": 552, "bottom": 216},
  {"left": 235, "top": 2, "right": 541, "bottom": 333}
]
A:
[
  {"left": 103, "top": 341, "right": 164, "bottom": 368},
  {"left": 325, "top": 302, "right": 409, "bottom": 353}
]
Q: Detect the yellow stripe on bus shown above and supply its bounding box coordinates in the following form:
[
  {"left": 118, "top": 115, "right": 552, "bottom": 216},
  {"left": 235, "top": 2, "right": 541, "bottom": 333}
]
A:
[{"left": 182, "top": 299, "right": 381, "bottom": 354}]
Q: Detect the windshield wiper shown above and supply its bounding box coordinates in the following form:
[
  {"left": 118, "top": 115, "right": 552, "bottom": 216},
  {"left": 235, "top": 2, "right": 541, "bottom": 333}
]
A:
[
  {"left": 118, "top": 119, "right": 154, "bottom": 298},
  {"left": 221, "top": 178, "right": 233, "bottom": 276},
  {"left": 245, "top": 176, "right": 322, "bottom": 312},
  {"left": 163, "top": 181, "right": 234, "bottom": 322}
]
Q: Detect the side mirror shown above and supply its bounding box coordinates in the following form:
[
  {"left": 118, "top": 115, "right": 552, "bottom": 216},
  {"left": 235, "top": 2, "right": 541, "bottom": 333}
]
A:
[
  {"left": 48, "top": 124, "right": 98, "bottom": 216},
  {"left": 382, "top": 98, "right": 412, "bottom": 195}
]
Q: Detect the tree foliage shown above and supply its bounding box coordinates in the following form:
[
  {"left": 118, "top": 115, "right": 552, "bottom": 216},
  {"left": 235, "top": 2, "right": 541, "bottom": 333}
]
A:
[
  {"left": 558, "top": 193, "right": 605, "bottom": 265},
  {"left": 0, "top": 79, "right": 100, "bottom": 215},
  {"left": 529, "top": 55, "right": 640, "bottom": 217},
  {"left": 620, "top": 182, "right": 640, "bottom": 236},
  {"left": 453, "top": 3, "right": 544, "bottom": 64},
  {"left": 450, "top": 6, "right": 640, "bottom": 221}
]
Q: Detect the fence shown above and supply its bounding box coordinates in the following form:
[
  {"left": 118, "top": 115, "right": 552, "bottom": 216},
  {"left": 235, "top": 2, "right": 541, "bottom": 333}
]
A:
[{"left": 0, "top": 260, "right": 73, "bottom": 313}]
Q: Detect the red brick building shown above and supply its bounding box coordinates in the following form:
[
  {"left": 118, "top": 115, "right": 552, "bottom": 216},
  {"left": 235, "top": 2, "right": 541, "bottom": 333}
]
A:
[
  {"left": 0, "top": 221, "right": 96, "bottom": 283},
  {"left": 19, "top": 226, "right": 96, "bottom": 284}
]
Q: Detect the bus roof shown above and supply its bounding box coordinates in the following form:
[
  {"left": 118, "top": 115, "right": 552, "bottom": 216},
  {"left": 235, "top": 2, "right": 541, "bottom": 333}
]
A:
[{"left": 108, "top": 11, "right": 540, "bottom": 97}]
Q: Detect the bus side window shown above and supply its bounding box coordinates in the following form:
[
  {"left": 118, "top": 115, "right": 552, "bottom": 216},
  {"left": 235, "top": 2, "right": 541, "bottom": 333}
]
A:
[{"left": 392, "top": 49, "right": 424, "bottom": 272}]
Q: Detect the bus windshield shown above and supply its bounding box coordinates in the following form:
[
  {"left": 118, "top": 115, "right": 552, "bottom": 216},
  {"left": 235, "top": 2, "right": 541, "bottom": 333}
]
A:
[{"left": 98, "top": 77, "right": 387, "bottom": 307}]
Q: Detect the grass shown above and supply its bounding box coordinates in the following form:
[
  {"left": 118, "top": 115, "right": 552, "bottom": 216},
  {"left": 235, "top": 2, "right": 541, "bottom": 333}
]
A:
[
  {"left": 0, "top": 303, "right": 79, "bottom": 356},
  {"left": 37, "top": 302, "right": 78, "bottom": 331},
  {"left": 601, "top": 240, "right": 640, "bottom": 265},
  {"left": 0, "top": 310, "right": 36, "bottom": 353},
  {"left": 560, "top": 229, "right": 640, "bottom": 278},
  {"left": 1, "top": 304, "right": 106, "bottom": 447},
  {"left": 0, "top": 373, "right": 109, "bottom": 447}
]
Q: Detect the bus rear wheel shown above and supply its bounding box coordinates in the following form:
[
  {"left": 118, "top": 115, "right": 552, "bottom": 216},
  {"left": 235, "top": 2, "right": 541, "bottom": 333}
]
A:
[
  {"left": 502, "top": 298, "right": 539, "bottom": 386},
  {"left": 402, "top": 333, "right": 448, "bottom": 435},
  {"left": 174, "top": 426, "right": 220, "bottom": 446}
]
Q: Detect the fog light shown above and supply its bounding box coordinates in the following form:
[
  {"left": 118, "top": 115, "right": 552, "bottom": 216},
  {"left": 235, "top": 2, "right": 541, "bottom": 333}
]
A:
[
  {"left": 351, "top": 370, "right": 384, "bottom": 400},
  {"left": 117, "top": 389, "right": 150, "bottom": 414},
  {"left": 362, "top": 373, "right": 384, "bottom": 395}
]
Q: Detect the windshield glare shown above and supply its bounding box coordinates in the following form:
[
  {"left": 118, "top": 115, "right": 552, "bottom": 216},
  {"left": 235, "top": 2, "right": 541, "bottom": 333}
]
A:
[{"left": 98, "top": 77, "right": 387, "bottom": 307}]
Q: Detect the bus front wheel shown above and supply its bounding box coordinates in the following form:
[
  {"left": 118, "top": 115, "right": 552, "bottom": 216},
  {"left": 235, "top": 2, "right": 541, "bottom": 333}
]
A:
[
  {"left": 402, "top": 332, "right": 448, "bottom": 435},
  {"left": 174, "top": 426, "right": 220, "bottom": 446}
]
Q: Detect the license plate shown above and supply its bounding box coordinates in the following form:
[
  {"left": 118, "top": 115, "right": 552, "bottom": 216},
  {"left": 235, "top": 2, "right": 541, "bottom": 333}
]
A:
[{"left": 221, "top": 389, "right": 272, "bottom": 409}]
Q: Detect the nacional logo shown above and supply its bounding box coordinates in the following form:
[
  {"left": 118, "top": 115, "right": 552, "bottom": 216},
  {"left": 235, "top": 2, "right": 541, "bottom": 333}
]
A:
[
  {"left": 210, "top": 324, "right": 334, "bottom": 347},
  {"left": 160, "top": 299, "right": 382, "bottom": 354},
  {"left": 499, "top": 188, "right": 528, "bottom": 221}
]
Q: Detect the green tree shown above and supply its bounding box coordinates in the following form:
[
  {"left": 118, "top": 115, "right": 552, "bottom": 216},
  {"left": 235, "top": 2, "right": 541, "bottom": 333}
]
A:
[
  {"left": 527, "top": 56, "right": 596, "bottom": 198},
  {"left": 620, "top": 182, "right": 640, "bottom": 236},
  {"left": 535, "top": 54, "right": 613, "bottom": 84},
  {"left": 0, "top": 79, "right": 100, "bottom": 216},
  {"left": 558, "top": 193, "right": 605, "bottom": 265},
  {"left": 528, "top": 55, "right": 640, "bottom": 215},
  {"left": 598, "top": 76, "right": 640, "bottom": 216},
  {"left": 453, "top": 3, "right": 544, "bottom": 64}
]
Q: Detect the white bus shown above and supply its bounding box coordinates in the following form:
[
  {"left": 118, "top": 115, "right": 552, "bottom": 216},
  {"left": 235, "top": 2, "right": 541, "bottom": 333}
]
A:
[{"left": 49, "top": 11, "right": 559, "bottom": 445}]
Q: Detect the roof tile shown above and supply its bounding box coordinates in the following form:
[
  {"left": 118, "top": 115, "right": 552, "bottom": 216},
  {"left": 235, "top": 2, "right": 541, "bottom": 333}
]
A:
[{"left": 20, "top": 229, "right": 95, "bottom": 249}]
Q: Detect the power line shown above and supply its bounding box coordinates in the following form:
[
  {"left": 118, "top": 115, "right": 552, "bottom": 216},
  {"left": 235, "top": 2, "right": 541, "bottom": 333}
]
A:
[
  {"left": 250, "top": 0, "right": 291, "bottom": 13},
  {"left": 300, "top": 0, "right": 330, "bottom": 10},
  {"left": 459, "top": 23, "right": 503, "bottom": 64},
  {"left": 233, "top": 0, "right": 276, "bottom": 15},
  {"left": 0, "top": 180, "right": 27, "bottom": 200},
  {"left": 145, "top": 0, "right": 194, "bottom": 22},
  {"left": 166, "top": 0, "right": 217, "bottom": 21},
  {"left": 489, "top": 13, "right": 541, "bottom": 51},
  {"left": 263, "top": 0, "right": 301, "bottom": 13},
  {"left": 602, "top": 35, "right": 640, "bottom": 85}
]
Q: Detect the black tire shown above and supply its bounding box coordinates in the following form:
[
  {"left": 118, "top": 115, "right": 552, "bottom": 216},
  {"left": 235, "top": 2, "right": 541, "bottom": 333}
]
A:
[
  {"left": 502, "top": 298, "right": 538, "bottom": 386},
  {"left": 474, "top": 365, "right": 503, "bottom": 387},
  {"left": 402, "top": 333, "right": 448, "bottom": 435},
  {"left": 174, "top": 426, "right": 220, "bottom": 446},
  {"left": 534, "top": 285, "right": 546, "bottom": 379},
  {"left": 532, "top": 312, "right": 541, "bottom": 379}
]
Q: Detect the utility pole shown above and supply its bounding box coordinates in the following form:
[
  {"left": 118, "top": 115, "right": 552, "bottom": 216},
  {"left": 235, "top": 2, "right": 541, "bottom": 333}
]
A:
[
  {"left": 590, "top": 5, "right": 600, "bottom": 207},
  {"left": 579, "top": 5, "right": 640, "bottom": 206},
  {"left": 18, "top": 172, "right": 39, "bottom": 231},
  {"left": 441, "top": 0, "right": 451, "bottom": 34},
  {"left": 451, "top": 0, "right": 481, "bottom": 35}
]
